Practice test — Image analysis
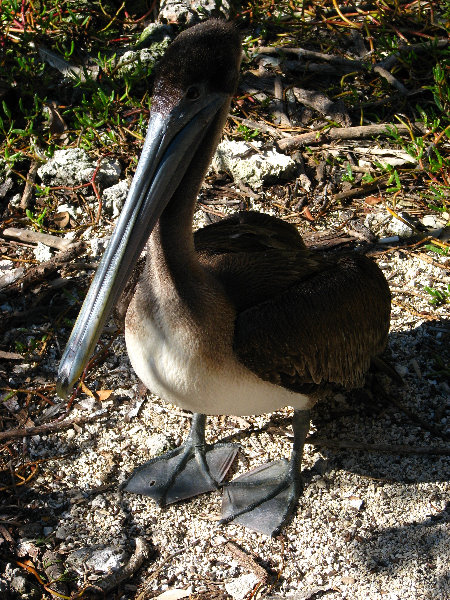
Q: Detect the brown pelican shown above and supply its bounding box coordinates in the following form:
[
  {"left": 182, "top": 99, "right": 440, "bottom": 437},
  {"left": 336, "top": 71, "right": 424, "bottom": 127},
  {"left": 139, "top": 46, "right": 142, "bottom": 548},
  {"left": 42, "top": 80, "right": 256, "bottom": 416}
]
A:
[{"left": 57, "top": 20, "right": 391, "bottom": 536}]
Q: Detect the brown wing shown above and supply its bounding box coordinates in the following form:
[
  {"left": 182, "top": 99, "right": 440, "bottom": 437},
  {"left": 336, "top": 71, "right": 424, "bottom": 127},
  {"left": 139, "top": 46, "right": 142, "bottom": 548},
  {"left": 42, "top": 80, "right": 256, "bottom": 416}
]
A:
[
  {"left": 195, "top": 211, "right": 328, "bottom": 311},
  {"left": 195, "top": 211, "right": 390, "bottom": 393},
  {"left": 233, "top": 253, "right": 391, "bottom": 393}
]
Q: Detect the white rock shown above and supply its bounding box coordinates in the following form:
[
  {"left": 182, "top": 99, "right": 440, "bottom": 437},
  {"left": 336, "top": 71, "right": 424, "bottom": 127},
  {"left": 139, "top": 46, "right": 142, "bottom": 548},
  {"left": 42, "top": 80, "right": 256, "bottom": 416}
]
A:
[
  {"left": 159, "top": 0, "right": 231, "bottom": 25},
  {"left": 225, "top": 573, "right": 260, "bottom": 600},
  {"left": 68, "top": 546, "right": 126, "bottom": 574},
  {"left": 90, "top": 236, "right": 109, "bottom": 257},
  {"left": 33, "top": 242, "right": 53, "bottom": 262},
  {"left": 38, "top": 149, "right": 121, "bottom": 188},
  {"left": 102, "top": 180, "right": 129, "bottom": 218},
  {"left": 212, "top": 140, "right": 296, "bottom": 189},
  {"left": 365, "top": 211, "right": 414, "bottom": 239}
]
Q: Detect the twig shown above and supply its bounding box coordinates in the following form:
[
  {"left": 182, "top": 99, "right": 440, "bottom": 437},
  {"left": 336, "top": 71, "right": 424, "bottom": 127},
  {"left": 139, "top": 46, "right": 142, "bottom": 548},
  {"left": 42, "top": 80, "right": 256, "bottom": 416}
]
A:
[
  {"left": 273, "top": 76, "right": 290, "bottom": 127},
  {"left": 378, "top": 39, "right": 449, "bottom": 70},
  {"left": 231, "top": 116, "right": 287, "bottom": 138},
  {"left": 83, "top": 537, "right": 151, "bottom": 595},
  {"left": 0, "top": 241, "right": 85, "bottom": 295},
  {"left": 20, "top": 161, "right": 40, "bottom": 210},
  {"left": 277, "top": 122, "right": 427, "bottom": 152},
  {"left": 2, "top": 227, "right": 75, "bottom": 251},
  {"left": 223, "top": 541, "right": 268, "bottom": 583},
  {"left": 308, "top": 437, "right": 450, "bottom": 455},
  {"left": 257, "top": 46, "right": 364, "bottom": 69},
  {"left": 0, "top": 411, "right": 107, "bottom": 441},
  {"left": 373, "top": 64, "right": 409, "bottom": 96},
  {"left": 332, "top": 179, "right": 389, "bottom": 203}
]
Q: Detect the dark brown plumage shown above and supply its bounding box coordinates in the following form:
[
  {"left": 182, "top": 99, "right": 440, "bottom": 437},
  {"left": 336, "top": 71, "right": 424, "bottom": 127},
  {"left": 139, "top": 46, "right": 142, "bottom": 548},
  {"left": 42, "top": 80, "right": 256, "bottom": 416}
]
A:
[{"left": 57, "top": 20, "right": 391, "bottom": 535}]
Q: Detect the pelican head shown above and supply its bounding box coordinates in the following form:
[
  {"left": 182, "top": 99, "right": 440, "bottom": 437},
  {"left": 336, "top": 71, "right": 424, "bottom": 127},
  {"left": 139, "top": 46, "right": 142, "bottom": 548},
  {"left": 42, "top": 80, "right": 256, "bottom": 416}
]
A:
[{"left": 57, "top": 20, "right": 241, "bottom": 397}]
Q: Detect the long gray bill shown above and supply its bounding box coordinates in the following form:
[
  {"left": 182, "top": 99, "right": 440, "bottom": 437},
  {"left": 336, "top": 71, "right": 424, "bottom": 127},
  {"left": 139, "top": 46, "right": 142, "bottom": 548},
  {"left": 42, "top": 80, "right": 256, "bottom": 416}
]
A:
[{"left": 57, "top": 93, "right": 225, "bottom": 398}]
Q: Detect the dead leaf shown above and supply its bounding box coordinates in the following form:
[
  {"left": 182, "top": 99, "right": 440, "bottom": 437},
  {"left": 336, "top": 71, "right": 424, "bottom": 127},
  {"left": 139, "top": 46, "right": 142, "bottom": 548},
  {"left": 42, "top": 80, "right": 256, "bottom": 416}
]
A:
[
  {"left": 95, "top": 389, "right": 114, "bottom": 402},
  {"left": 80, "top": 382, "right": 94, "bottom": 397},
  {"left": 53, "top": 212, "right": 70, "bottom": 229},
  {"left": 46, "top": 100, "right": 68, "bottom": 136},
  {"left": 302, "top": 206, "right": 315, "bottom": 221},
  {"left": 364, "top": 195, "right": 382, "bottom": 205}
]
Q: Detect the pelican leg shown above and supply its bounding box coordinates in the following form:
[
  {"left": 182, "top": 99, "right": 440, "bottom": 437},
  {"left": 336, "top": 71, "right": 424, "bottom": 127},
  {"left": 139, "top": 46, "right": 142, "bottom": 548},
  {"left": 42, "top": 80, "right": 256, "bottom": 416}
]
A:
[
  {"left": 124, "top": 413, "right": 238, "bottom": 506},
  {"left": 221, "top": 409, "right": 311, "bottom": 536}
]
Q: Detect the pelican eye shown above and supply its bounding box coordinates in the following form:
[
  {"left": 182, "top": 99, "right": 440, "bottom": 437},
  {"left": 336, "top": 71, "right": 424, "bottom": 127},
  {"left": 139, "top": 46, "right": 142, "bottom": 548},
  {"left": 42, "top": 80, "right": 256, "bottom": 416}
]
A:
[{"left": 186, "top": 85, "right": 201, "bottom": 101}]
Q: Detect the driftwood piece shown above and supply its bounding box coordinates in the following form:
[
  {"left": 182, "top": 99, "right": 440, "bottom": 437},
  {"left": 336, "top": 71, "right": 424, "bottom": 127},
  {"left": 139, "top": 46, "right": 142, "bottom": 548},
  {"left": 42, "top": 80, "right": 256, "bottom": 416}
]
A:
[
  {"left": 277, "top": 122, "right": 427, "bottom": 152},
  {"left": 2, "top": 227, "right": 75, "bottom": 251},
  {"left": 0, "top": 411, "right": 107, "bottom": 442},
  {"left": 293, "top": 88, "right": 351, "bottom": 127},
  {"left": 308, "top": 437, "right": 450, "bottom": 455},
  {"left": 42, "top": 549, "right": 69, "bottom": 598},
  {"left": 84, "top": 537, "right": 151, "bottom": 595},
  {"left": 20, "top": 161, "right": 40, "bottom": 210},
  {"left": 223, "top": 541, "right": 269, "bottom": 583},
  {"left": 0, "top": 241, "right": 85, "bottom": 296}
]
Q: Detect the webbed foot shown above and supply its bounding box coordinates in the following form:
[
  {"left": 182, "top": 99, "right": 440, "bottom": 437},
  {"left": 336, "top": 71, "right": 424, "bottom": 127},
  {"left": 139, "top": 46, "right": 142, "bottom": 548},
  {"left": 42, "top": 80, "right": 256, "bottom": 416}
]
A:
[
  {"left": 124, "top": 413, "right": 238, "bottom": 505},
  {"left": 221, "top": 459, "right": 302, "bottom": 536},
  {"left": 220, "top": 408, "right": 311, "bottom": 535},
  {"left": 125, "top": 441, "right": 238, "bottom": 505}
]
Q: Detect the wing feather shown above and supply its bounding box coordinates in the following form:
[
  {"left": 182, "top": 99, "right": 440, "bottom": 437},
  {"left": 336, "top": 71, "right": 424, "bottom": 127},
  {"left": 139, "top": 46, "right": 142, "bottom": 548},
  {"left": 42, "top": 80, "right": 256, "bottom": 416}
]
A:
[{"left": 233, "top": 254, "right": 390, "bottom": 392}]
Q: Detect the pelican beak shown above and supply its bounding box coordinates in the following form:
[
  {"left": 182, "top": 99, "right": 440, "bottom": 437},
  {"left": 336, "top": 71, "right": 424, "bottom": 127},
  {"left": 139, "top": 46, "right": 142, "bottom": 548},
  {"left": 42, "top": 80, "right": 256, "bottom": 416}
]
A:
[{"left": 57, "top": 92, "right": 226, "bottom": 398}]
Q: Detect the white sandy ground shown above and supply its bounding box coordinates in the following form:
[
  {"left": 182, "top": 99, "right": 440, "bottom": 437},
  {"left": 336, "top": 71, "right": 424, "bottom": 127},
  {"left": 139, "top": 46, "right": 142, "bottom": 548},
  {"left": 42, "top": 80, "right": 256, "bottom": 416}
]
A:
[{"left": 12, "top": 205, "right": 450, "bottom": 600}]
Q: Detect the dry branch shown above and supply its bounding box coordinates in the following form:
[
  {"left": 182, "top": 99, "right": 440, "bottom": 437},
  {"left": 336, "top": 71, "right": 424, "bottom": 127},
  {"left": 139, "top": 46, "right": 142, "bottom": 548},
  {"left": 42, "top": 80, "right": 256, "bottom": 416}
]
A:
[
  {"left": 84, "top": 537, "right": 151, "bottom": 595},
  {"left": 0, "top": 411, "right": 107, "bottom": 441},
  {"left": 0, "top": 241, "right": 85, "bottom": 296},
  {"left": 308, "top": 438, "right": 450, "bottom": 455},
  {"left": 277, "top": 122, "right": 427, "bottom": 152},
  {"left": 2, "top": 227, "right": 75, "bottom": 251}
]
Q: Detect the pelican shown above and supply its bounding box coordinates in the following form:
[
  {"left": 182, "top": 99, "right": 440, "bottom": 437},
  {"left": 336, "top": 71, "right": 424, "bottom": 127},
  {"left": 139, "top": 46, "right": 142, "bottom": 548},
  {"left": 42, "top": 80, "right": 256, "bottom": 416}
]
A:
[{"left": 57, "top": 20, "right": 391, "bottom": 536}]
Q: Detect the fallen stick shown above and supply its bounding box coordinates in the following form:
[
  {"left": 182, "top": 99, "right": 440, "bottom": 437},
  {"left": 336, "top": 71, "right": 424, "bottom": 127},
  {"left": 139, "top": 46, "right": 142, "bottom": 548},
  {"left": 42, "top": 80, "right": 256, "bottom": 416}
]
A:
[
  {"left": 83, "top": 538, "right": 151, "bottom": 595},
  {"left": 2, "top": 227, "right": 75, "bottom": 251},
  {"left": 0, "top": 241, "right": 85, "bottom": 296},
  {"left": 277, "top": 122, "right": 427, "bottom": 152},
  {"left": 373, "top": 65, "right": 409, "bottom": 96},
  {"left": 20, "top": 161, "right": 40, "bottom": 210},
  {"left": 273, "top": 75, "right": 291, "bottom": 127},
  {"left": 0, "top": 411, "right": 106, "bottom": 441},
  {"left": 332, "top": 180, "right": 389, "bottom": 203},
  {"left": 308, "top": 437, "right": 450, "bottom": 455},
  {"left": 257, "top": 45, "right": 364, "bottom": 69}
]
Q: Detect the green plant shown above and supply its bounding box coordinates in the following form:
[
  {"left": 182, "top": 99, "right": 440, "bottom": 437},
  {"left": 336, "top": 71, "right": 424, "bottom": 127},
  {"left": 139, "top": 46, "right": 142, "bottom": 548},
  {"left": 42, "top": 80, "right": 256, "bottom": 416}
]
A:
[
  {"left": 237, "top": 123, "right": 259, "bottom": 141},
  {"left": 424, "top": 284, "right": 450, "bottom": 306},
  {"left": 424, "top": 244, "right": 449, "bottom": 256},
  {"left": 341, "top": 164, "right": 355, "bottom": 182},
  {"left": 26, "top": 207, "right": 48, "bottom": 230}
]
